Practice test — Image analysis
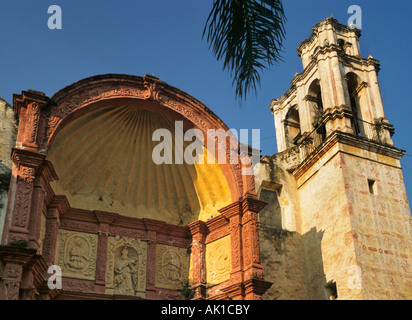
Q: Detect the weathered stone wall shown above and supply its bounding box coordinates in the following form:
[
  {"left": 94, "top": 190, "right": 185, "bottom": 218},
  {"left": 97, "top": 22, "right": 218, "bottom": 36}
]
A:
[
  {"left": 340, "top": 151, "right": 412, "bottom": 299},
  {"left": 255, "top": 147, "right": 301, "bottom": 232},
  {"left": 259, "top": 225, "right": 309, "bottom": 300},
  {"left": 0, "top": 98, "right": 17, "bottom": 240},
  {"left": 256, "top": 147, "right": 312, "bottom": 300},
  {"left": 296, "top": 150, "right": 362, "bottom": 300}
]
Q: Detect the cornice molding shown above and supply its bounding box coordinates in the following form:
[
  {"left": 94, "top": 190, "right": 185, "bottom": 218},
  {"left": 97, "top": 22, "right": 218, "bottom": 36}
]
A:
[
  {"left": 293, "top": 131, "right": 405, "bottom": 180},
  {"left": 297, "top": 17, "right": 361, "bottom": 57}
]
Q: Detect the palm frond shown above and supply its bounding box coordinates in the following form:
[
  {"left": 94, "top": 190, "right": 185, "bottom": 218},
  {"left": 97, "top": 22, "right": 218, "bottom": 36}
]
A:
[{"left": 203, "top": 0, "right": 286, "bottom": 102}]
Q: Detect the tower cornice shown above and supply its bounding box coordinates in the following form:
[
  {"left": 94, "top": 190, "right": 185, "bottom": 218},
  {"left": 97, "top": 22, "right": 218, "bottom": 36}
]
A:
[{"left": 297, "top": 17, "right": 361, "bottom": 57}]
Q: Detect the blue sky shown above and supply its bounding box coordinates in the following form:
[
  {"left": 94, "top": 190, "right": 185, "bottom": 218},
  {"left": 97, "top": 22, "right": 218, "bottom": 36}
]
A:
[{"left": 0, "top": 0, "right": 411, "bottom": 199}]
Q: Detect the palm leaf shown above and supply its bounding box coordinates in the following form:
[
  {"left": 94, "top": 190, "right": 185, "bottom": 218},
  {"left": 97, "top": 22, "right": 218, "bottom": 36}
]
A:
[{"left": 203, "top": 0, "right": 286, "bottom": 102}]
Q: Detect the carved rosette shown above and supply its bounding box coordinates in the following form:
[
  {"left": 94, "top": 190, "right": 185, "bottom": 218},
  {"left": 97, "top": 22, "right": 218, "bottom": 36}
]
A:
[
  {"left": 155, "top": 244, "right": 190, "bottom": 290},
  {"left": 105, "top": 236, "right": 147, "bottom": 297},
  {"left": 55, "top": 230, "right": 98, "bottom": 281}
]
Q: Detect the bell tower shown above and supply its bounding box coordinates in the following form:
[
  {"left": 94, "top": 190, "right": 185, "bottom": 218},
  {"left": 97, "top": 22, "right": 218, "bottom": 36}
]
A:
[
  {"left": 261, "top": 17, "right": 412, "bottom": 299},
  {"left": 272, "top": 17, "right": 394, "bottom": 153}
]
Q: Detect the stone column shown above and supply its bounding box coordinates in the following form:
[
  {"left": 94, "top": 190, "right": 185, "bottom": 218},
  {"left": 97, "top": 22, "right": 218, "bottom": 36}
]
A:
[
  {"left": 317, "top": 51, "right": 355, "bottom": 137},
  {"left": 297, "top": 81, "right": 315, "bottom": 135},
  {"left": 271, "top": 107, "right": 287, "bottom": 153},
  {"left": 365, "top": 59, "right": 385, "bottom": 120},
  {"left": 329, "top": 52, "right": 347, "bottom": 108}
]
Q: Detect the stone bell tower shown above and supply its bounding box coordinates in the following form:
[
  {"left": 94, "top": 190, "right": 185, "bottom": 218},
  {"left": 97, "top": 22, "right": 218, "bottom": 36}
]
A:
[
  {"left": 256, "top": 17, "right": 412, "bottom": 300},
  {"left": 272, "top": 17, "right": 394, "bottom": 152}
]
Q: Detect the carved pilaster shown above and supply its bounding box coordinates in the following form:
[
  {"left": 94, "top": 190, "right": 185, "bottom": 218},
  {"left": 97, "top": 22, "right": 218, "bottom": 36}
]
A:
[
  {"left": 145, "top": 230, "right": 157, "bottom": 299},
  {"left": 94, "top": 211, "right": 117, "bottom": 292},
  {"left": 4, "top": 149, "right": 45, "bottom": 244},
  {"left": 23, "top": 102, "right": 40, "bottom": 149},
  {"left": 2, "top": 262, "right": 23, "bottom": 300},
  {"left": 0, "top": 246, "right": 39, "bottom": 300},
  {"left": 218, "top": 201, "right": 243, "bottom": 284},
  {"left": 187, "top": 220, "right": 207, "bottom": 300},
  {"left": 13, "top": 90, "right": 49, "bottom": 151},
  {"left": 27, "top": 184, "right": 45, "bottom": 251},
  {"left": 95, "top": 224, "right": 109, "bottom": 291},
  {"left": 142, "top": 219, "right": 162, "bottom": 293},
  {"left": 20, "top": 253, "right": 50, "bottom": 300},
  {"left": 216, "top": 196, "right": 271, "bottom": 300},
  {"left": 241, "top": 195, "right": 267, "bottom": 281},
  {"left": 27, "top": 161, "right": 58, "bottom": 252},
  {"left": 41, "top": 196, "right": 69, "bottom": 266}
]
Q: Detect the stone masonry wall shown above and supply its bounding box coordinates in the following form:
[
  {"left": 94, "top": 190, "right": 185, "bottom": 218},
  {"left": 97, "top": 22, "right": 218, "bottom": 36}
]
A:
[
  {"left": 256, "top": 148, "right": 312, "bottom": 300},
  {"left": 296, "top": 151, "right": 360, "bottom": 300},
  {"left": 259, "top": 225, "right": 309, "bottom": 300},
  {"left": 0, "top": 98, "right": 17, "bottom": 239},
  {"left": 340, "top": 152, "right": 412, "bottom": 299}
]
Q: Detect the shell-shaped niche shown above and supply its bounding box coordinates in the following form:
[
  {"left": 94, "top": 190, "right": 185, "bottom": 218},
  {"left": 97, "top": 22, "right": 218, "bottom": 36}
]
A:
[{"left": 47, "top": 104, "right": 232, "bottom": 225}]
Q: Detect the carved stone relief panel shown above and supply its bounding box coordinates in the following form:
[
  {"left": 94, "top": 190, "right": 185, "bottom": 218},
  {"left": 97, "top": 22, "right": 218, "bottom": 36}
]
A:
[
  {"left": 155, "top": 244, "right": 190, "bottom": 290},
  {"left": 55, "top": 230, "right": 98, "bottom": 280},
  {"left": 206, "top": 236, "right": 232, "bottom": 286},
  {"left": 105, "top": 236, "right": 147, "bottom": 298}
]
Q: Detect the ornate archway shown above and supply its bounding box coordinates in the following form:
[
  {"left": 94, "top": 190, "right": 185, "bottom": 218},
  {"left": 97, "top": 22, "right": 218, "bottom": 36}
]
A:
[{"left": 1, "top": 74, "right": 270, "bottom": 300}]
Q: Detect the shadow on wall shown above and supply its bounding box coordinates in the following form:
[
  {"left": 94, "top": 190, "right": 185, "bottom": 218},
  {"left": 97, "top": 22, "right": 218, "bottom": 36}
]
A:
[
  {"left": 0, "top": 163, "right": 12, "bottom": 190},
  {"left": 259, "top": 222, "right": 335, "bottom": 300}
]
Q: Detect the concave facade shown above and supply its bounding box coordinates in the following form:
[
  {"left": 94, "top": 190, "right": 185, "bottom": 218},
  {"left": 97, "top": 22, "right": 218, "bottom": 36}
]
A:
[{"left": 0, "top": 74, "right": 269, "bottom": 300}]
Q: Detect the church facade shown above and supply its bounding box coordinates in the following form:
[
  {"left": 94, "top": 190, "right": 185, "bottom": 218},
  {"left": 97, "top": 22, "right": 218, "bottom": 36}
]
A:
[{"left": 0, "top": 18, "right": 411, "bottom": 300}]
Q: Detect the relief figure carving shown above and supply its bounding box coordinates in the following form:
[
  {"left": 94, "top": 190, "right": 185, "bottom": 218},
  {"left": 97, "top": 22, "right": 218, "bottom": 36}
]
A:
[
  {"left": 55, "top": 230, "right": 98, "bottom": 280},
  {"left": 155, "top": 245, "right": 189, "bottom": 290},
  {"left": 105, "top": 236, "right": 146, "bottom": 297},
  {"left": 206, "top": 236, "right": 232, "bottom": 286},
  {"left": 66, "top": 236, "right": 90, "bottom": 272},
  {"left": 114, "top": 246, "right": 139, "bottom": 296}
]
